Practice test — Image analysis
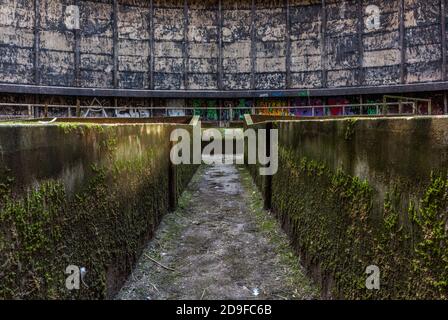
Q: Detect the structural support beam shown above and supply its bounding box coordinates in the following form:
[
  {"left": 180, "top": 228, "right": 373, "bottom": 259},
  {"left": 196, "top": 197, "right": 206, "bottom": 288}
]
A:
[
  {"left": 444, "top": 91, "right": 448, "bottom": 114},
  {"left": 218, "top": 0, "right": 223, "bottom": 90},
  {"left": 441, "top": 0, "right": 447, "bottom": 81},
  {"left": 74, "top": 0, "right": 81, "bottom": 87},
  {"left": 168, "top": 140, "right": 177, "bottom": 210},
  {"left": 399, "top": 0, "right": 406, "bottom": 84},
  {"left": 149, "top": 0, "right": 155, "bottom": 90},
  {"left": 250, "top": 0, "right": 256, "bottom": 90},
  {"left": 321, "top": 0, "right": 328, "bottom": 88},
  {"left": 263, "top": 121, "right": 273, "bottom": 210},
  {"left": 183, "top": 0, "right": 189, "bottom": 90},
  {"left": 113, "top": 0, "right": 119, "bottom": 89},
  {"left": 34, "top": 0, "right": 41, "bottom": 86},
  {"left": 285, "top": 0, "right": 291, "bottom": 89},
  {"left": 357, "top": 0, "right": 364, "bottom": 86},
  {"left": 5, "top": 82, "right": 448, "bottom": 99}
]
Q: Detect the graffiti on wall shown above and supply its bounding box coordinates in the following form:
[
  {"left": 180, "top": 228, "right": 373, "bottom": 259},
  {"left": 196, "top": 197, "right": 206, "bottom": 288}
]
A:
[
  {"left": 114, "top": 109, "right": 150, "bottom": 118},
  {"left": 291, "top": 98, "right": 324, "bottom": 117},
  {"left": 256, "top": 100, "right": 289, "bottom": 116},
  {"left": 167, "top": 99, "right": 186, "bottom": 117},
  {"left": 231, "top": 99, "right": 252, "bottom": 121},
  {"left": 192, "top": 100, "right": 218, "bottom": 121}
]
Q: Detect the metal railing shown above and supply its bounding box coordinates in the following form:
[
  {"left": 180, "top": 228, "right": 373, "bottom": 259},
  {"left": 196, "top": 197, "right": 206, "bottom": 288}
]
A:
[
  {"left": 250, "top": 102, "right": 418, "bottom": 117},
  {"left": 0, "top": 101, "right": 420, "bottom": 122}
]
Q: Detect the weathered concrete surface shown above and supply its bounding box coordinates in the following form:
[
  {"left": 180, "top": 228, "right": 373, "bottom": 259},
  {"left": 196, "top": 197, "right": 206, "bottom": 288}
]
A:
[
  {"left": 117, "top": 163, "right": 317, "bottom": 300},
  {"left": 246, "top": 116, "right": 448, "bottom": 299},
  {"left": 0, "top": 0, "right": 445, "bottom": 90},
  {"left": 0, "top": 120, "right": 198, "bottom": 299}
]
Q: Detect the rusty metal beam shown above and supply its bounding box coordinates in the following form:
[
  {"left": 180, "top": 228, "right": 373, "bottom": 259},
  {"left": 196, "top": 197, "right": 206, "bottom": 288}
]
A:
[{"left": 34, "top": 0, "right": 40, "bottom": 85}]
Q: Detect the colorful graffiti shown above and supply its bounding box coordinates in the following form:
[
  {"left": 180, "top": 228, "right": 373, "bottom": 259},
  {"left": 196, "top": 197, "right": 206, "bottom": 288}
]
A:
[
  {"left": 256, "top": 100, "right": 289, "bottom": 116},
  {"left": 232, "top": 99, "right": 252, "bottom": 121},
  {"left": 327, "top": 97, "right": 349, "bottom": 116},
  {"left": 191, "top": 99, "right": 253, "bottom": 122},
  {"left": 366, "top": 99, "right": 380, "bottom": 115},
  {"left": 291, "top": 97, "right": 324, "bottom": 117},
  {"left": 192, "top": 99, "right": 218, "bottom": 121}
]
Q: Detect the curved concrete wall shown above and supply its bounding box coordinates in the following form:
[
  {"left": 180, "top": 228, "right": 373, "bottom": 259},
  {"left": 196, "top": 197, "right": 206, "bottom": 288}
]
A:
[{"left": 0, "top": 0, "right": 446, "bottom": 92}]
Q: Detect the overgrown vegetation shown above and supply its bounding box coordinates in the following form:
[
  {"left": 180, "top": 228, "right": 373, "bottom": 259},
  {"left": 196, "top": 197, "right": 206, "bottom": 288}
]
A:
[
  {"left": 247, "top": 144, "right": 448, "bottom": 300},
  {"left": 0, "top": 124, "right": 198, "bottom": 299}
]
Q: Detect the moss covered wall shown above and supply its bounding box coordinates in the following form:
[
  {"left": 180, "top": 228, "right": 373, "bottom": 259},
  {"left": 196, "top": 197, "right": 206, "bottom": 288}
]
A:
[
  {"left": 0, "top": 122, "right": 198, "bottom": 299},
  {"left": 247, "top": 116, "right": 448, "bottom": 299}
]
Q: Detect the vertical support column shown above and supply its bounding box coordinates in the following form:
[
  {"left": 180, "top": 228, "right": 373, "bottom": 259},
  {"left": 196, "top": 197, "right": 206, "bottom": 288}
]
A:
[
  {"left": 34, "top": 0, "right": 41, "bottom": 85},
  {"left": 399, "top": 0, "right": 406, "bottom": 84},
  {"left": 76, "top": 98, "right": 81, "bottom": 117},
  {"left": 218, "top": 0, "right": 223, "bottom": 90},
  {"left": 360, "top": 94, "right": 364, "bottom": 115},
  {"left": 74, "top": 0, "right": 81, "bottom": 87},
  {"left": 321, "top": 0, "right": 327, "bottom": 88},
  {"left": 183, "top": 0, "right": 189, "bottom": 90},
  {"left": 113, "top": 0, "right": 119, "bottom": 89},
  {"left": 150, "top": 98, "right": 154, "bottom": 117},
  {"left": 168, "top": 140, "right": 177, "bottom": 211},
  {"left": 149, "top": 0, "right": 155, "bottom": 90},
  {"left": 264, "top": 122, "right": 273, "bottom": 210},
  {"left": 441, "top": 0, "right": 447, "bottom": 81},
  {"left": 285, "top": 0, "right": 291, "bottom": 89},
  {"left": 250, "top": 0, "right": 256, "bottom": 90},
  {"left": 444, "top": 92, "right": 448, "bottom": 114},
  {"left": 357, "top": 0, "right": 364, "bottom": 86}
]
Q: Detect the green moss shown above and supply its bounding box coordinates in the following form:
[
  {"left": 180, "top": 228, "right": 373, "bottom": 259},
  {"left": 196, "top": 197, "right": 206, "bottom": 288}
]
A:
[
  {"left": 57, "top": 123, "right": 106, "bottom": 135},
  {"left": 344, "top": 119, "right": 357, "bottom": 141},
  {"left": 383, "top": 191, "right": 400, "bottom": 231},
  {"left": 411, "top": 173, "right": 448, "bottom": 298},
  {"left": 58, "top": 123, "right": 81, "bottom": 134},
  {"left": 251, "top": 146, "right": 448, "bottom": 300},
  {"left": 0, "top": 125, "right": 198, "bottom": 299}
]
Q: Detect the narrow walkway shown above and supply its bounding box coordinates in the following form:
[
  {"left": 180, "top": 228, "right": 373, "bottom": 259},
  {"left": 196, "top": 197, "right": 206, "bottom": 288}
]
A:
[{"left": 116, "top": 162, "right": 317, "bottom": 300}]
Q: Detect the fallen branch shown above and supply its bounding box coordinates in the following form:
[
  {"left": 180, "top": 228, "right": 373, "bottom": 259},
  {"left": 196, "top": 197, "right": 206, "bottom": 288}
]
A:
[{"left": 144, "top": 254, "right": 176, "bottom": 272}]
